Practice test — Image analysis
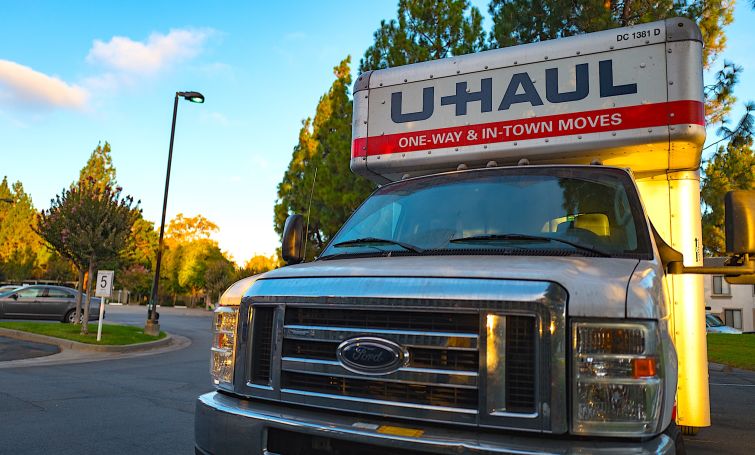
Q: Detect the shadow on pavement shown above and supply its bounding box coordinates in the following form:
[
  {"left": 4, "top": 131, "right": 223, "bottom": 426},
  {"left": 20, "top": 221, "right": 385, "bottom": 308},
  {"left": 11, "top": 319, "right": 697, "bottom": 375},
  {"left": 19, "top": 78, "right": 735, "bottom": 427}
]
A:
[{"left": 0, "top": 336, "right": 59, "bottom": 361}]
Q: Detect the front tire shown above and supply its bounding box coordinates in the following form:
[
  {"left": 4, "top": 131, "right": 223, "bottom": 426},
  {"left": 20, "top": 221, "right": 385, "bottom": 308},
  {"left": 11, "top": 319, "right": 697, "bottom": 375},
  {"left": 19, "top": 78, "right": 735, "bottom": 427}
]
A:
[
  {"left": 665, "top": 422, "right": 687, "bottom": 455},
  {"left": 63, "top": 310, "right": 84, "bottom": 324}
]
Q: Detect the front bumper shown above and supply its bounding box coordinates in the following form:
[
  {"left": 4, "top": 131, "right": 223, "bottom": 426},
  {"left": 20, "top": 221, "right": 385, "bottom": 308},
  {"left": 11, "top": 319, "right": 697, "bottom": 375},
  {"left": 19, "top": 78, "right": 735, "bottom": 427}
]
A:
[{"left": 195, "top": 392, "right": 675, "bottom": 454}]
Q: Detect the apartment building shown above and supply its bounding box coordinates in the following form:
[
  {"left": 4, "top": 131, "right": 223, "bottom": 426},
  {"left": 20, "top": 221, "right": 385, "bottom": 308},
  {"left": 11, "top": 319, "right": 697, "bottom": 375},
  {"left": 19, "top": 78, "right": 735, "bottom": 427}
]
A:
[{"left": 704, "top": 272, "right": 755, "bottom": 333}]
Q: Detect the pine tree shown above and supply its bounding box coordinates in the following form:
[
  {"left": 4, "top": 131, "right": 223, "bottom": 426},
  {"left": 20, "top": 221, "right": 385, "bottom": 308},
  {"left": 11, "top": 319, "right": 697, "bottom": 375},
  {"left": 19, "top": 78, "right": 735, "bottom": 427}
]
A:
[
  {"left": 487, "top": 1, "right": 732, "bottom": 68},
  {"left": 701, "top": 104, "right": 755, "bottom": 255},
  {"left": 79, "top": 141, "right": 117, "bottom": 193},
  {"left": 360, "top": 0, "right": 486, "bottom": 72},
  {"left": 0, "top": 178, "right": 44, "bottom": 281},
  {"left": 274, "top": 57, "right": 374, "bottom": 260}
]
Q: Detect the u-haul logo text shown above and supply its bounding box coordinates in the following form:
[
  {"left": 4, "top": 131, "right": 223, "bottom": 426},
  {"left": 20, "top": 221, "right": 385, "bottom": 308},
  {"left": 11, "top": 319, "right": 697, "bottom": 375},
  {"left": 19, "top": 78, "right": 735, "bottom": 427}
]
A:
[{"left": 391, "top": 60, "right": 636, "bottom": 124}]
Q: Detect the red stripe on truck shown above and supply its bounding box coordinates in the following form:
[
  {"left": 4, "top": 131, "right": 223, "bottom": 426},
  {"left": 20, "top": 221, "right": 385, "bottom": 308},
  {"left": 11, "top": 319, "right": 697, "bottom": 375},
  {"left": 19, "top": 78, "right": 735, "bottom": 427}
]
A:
[{"left": 351, "top": 100, "right": 703, "bottom": 158}]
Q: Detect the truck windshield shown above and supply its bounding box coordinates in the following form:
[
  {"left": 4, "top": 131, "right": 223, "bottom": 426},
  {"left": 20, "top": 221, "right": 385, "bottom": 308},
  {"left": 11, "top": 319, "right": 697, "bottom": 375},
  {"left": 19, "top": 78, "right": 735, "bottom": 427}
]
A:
[{"left": 320, "top": 167, "right": 652, "bottom": 259}]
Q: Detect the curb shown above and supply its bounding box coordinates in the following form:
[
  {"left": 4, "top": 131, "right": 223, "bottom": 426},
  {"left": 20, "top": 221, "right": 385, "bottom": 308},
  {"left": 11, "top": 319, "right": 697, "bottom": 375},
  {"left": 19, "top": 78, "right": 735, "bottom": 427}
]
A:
[{"left": 0, "top": 327, "right": 172, "bottom": 353}]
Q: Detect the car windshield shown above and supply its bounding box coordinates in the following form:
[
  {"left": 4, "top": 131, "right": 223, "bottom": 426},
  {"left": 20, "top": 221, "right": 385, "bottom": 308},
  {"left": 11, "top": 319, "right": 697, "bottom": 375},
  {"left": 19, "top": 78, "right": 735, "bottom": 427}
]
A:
[
  {"left": 321, "top": 167, "right": 652, "bottom": 259},
  {"left": 706, "top": 314, "right": 724, "bottom": 327}
]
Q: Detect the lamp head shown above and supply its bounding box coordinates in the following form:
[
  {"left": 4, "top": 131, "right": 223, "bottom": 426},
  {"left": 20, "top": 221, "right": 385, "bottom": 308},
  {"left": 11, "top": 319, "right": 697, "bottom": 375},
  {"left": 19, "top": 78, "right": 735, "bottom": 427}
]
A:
[{"left": 178, "top": 91, "right": 205, "bottom": 103}]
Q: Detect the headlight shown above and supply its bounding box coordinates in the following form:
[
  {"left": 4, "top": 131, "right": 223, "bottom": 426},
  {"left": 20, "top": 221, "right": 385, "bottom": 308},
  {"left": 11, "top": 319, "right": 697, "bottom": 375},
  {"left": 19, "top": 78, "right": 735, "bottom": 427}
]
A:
[
  {"left": 572, "top": 321, "right": 662, "bottom": 436},
  {"left": 211, "top": 306, "right": 239, "bottom": 386}
]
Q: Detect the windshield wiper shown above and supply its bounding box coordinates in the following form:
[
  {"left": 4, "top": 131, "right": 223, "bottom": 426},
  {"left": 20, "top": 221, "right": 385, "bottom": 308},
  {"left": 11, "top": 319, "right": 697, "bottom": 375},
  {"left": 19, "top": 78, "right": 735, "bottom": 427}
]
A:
[
  {"left": 449, "top": 233, "right": 610, "bottom": 257},
  {"left": 332, "top": 237, "right": 425, "bottom": 254}
]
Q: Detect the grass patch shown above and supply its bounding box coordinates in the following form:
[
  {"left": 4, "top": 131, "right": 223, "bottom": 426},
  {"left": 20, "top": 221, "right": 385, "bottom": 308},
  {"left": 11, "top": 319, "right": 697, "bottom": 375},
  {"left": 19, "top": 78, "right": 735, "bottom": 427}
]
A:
[
  {"left": 707, "top": 333, "right": 755, "bottom": 371},
  {"left": 0, "top": 322, "right": 165, "bottom": 345}
]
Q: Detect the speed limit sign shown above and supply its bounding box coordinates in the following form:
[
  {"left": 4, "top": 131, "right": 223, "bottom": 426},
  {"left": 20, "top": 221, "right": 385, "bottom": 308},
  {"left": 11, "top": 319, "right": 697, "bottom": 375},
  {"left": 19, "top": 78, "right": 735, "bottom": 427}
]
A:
[{"left": 95, "top": 270, "right": 114, "bottom": 298}]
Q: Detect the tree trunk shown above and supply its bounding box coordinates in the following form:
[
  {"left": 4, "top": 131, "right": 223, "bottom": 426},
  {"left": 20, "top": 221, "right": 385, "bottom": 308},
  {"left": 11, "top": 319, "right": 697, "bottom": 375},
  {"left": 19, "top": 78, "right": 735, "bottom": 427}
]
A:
[
  {"left": 80, "top": 257, "right": 96, "bottom": 335},
  {"left": 74, "top": 268, "right": 85, "bottom": 324},
  {"left": 620, "top": 0, "right": 632, "bottom": 27}
]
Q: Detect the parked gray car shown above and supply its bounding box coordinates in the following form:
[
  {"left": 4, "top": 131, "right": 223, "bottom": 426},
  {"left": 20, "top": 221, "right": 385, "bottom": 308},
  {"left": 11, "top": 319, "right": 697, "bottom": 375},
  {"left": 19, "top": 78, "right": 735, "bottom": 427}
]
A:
[
  {"left": 0, "top": 284, "right": 21, "bottom": 294},
  {"left": 0, "top": 285, "right": 102, "bottom": 323}
]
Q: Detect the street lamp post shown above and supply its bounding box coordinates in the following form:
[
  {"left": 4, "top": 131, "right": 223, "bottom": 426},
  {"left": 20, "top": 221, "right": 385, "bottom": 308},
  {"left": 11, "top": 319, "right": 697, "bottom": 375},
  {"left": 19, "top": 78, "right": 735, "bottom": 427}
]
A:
[{"left": 145, "top": 91, "right": 205, "bottom": 336}]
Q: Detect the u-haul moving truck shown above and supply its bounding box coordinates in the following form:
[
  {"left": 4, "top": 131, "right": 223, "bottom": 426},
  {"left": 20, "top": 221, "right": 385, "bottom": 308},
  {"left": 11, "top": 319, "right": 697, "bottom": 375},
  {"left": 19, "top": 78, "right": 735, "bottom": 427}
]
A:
[{"left": 196, "top": 18, "right": 755, "bottom": 454}]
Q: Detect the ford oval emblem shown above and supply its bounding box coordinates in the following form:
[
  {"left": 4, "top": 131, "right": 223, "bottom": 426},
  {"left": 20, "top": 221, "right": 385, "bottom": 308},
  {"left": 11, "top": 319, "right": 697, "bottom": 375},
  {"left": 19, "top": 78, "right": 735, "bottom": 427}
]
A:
[{"left": 336, "top": 337, "right": 407, "bottom": 375}]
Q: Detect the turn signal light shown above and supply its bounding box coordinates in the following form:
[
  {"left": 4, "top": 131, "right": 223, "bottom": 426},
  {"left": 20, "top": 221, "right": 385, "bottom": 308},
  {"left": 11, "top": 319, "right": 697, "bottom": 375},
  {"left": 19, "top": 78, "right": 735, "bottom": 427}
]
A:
[{"left": 632, "top": 358, "right": 657, "bottom": 378}]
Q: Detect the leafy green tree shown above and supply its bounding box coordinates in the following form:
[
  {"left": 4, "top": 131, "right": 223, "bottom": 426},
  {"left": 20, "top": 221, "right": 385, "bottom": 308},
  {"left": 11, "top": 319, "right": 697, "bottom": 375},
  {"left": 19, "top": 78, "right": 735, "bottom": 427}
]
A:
[
  {"left": 177, "top": 238, "right": 226, "bottom": 301},
  {"left": 153, "top": 213, "right": 237, "bottom": 306},
  {"left": 239, "top": 254, "right": 279, "bottom": 277},
  {"left": 160, "top": 242, "right": 187, "bottom": 304},
  {"left": 166, "top": 213, "right": 219, "bottom": 243},
  {"left": 0, "top": 178, "right": 44, "bottom": 281},
  {"left": 0, "top": 247, "right": 36, "bottom": 281},
  {"left": 701, "top": 104, "right": 755, "bottom": 255},
  {"left": 42, "top": 252, "right": 77, "bottom": 283},
  {"left": 79, "top": 142, "right": 117, "bottom": 193},
  {"left": 34, "top": 142, "right": 123, "bottom": 322},
  {"left": 360, "top": 0, "right": 485, "bottom": 72},
  {"left": 122, "top": 216, "right": 158, "bottom": 268},
  {"left": 117, "top": 264, "right": 153, "bottom": 304},
  {"left": 34, "top": 186, "right": 89, "bottom": 322},
  {"left": 204, "top": 258, "right": 237, "bottom": 307},
  {"left": 274, "top": 57, "right": 374, "bottom": 259},
  {"left": 37, "top": 179, "right": 139, "bottom": 334}
]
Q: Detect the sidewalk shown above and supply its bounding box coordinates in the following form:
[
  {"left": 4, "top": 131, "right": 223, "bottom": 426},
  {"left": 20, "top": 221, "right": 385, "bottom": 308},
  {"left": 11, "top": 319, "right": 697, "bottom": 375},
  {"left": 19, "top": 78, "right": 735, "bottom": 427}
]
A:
[{"left": 0, "top": 327, "right": 190, "bottom": 369}]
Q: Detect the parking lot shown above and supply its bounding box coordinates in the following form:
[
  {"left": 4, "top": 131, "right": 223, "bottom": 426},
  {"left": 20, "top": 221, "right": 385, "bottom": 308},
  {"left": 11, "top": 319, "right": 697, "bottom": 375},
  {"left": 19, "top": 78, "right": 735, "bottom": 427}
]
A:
[{"left": 1, "top": 306, "right": 753, "bottom": 454}]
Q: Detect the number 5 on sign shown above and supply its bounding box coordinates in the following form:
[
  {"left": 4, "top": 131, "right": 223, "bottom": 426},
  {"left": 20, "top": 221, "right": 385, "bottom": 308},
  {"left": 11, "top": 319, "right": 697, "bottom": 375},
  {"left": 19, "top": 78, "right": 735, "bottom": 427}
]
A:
[
  {"left": 95, "top": 270, "right": 114, "bottom": 341},
  {"left": 95, "top": 270, "right": 114, "bottom": 297}
]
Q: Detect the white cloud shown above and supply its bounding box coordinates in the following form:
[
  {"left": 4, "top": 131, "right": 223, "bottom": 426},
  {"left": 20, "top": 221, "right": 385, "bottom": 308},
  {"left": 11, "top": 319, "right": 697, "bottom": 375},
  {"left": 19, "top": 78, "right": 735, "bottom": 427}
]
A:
[
  {"left": 0, "top": 60, "right": 88, "bottom": 109},
  {"left": 87, "top": 28, "right": 214, "bottom": 74}
]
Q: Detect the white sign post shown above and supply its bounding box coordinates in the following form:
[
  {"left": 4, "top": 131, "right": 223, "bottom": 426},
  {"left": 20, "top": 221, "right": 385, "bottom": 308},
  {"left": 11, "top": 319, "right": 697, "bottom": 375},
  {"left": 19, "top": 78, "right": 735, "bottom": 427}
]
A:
[{"left": 95, "top": 270, "right": 114, "bottom": 342}]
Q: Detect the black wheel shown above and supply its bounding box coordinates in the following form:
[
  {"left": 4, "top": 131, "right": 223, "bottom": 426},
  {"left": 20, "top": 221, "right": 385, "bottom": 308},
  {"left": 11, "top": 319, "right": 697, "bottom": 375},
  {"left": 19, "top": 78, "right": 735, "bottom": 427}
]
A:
[
  {"left": 63, "top": 310, "right": 84, "bottom": 324},
  {"left": 665, "top": 422, "right": 687, "bottom": 455}
]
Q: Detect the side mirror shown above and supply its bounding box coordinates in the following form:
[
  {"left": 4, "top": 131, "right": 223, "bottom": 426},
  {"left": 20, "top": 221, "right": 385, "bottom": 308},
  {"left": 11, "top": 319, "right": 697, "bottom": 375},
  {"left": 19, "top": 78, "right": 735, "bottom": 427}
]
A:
[
  {"left": 281, "top": 214, "right": 305, "bottom": 265},
  {"left": 11, "top": 293, "right": 18, "bottom": 300},
  {"left": 725, "top": 190, "right": 755, "bottom": 254},
  {"left": 665, "top": 190, "right": 755, "bottom": 279}
]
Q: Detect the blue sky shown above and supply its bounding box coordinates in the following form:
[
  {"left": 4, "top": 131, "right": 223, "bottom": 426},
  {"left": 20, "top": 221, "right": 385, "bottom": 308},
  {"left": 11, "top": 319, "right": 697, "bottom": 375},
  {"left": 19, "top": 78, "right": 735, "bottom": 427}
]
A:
[{"left": 1, "top": 1, "right": 753, "bottom": 265}]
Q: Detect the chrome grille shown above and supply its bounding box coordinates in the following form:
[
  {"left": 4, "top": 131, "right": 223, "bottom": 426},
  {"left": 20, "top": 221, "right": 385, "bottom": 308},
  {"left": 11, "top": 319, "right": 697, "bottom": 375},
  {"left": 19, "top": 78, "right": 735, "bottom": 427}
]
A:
[
  {"left": 504, "top": 315, "right": 537, "bottom": 413},
  {"left": 282, "top": 340, "right": 479, "bottom": 371},
  {"left": 281, "top": 371, "right": 479, "bottom": 409},
  {"left": 250, "top": 307, "right": 275, "bottom": 385},
  {"left": 280, "top": 308, "right": 480, "bottom": 415},
  {"left": 285, "top": 307, "right": 479, "bottom": 332},
  {"left": 239, "top": 277, "right": 567, "bottom": 432}
]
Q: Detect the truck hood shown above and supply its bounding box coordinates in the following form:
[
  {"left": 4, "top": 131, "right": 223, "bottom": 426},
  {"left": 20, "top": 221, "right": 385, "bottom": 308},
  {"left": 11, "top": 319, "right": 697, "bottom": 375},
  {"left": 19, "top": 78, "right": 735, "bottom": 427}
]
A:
[{"left": 256, "top": 255, "right": 642, "bottom": 318}]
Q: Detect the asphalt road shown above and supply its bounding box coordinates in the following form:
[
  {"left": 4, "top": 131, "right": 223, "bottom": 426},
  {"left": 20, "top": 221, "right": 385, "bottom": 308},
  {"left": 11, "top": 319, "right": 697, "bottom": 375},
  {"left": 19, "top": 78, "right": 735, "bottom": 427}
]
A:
[
  {"left": 687, "top": 365, "right": 755, "bottom": 455},
  {"left": 1, "top": 305, "right": 753, "bottom": 454},
  {"left": 0, "top": 305, "right": 214, "bottom": 455},
  {"left": 0, "top": 336, "right": 59, "bottom": 361}
]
